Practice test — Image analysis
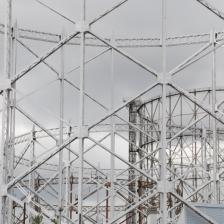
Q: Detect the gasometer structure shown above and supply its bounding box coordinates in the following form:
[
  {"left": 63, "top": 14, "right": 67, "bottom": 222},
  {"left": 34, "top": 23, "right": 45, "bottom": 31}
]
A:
[{"left": 1, "top": 0, "right": 224, "bottom": 223}]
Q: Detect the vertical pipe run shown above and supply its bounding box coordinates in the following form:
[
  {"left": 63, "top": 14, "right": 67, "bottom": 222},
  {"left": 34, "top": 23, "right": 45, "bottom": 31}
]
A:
[
  {"left": 29, "top": 125, "right": 36, "bottom": 223},
  {"left": 193, "top": 91, "right": 198, "bottom": 201},
  {"left": 58, "top": 31, "right": 65, "bottom": 223},
  {"left": 110, "top": 32, "right": 115, "bottom": 222},
  {"left": 106, "top": 183, "right": 109, "bottom": 223},
  {"left": 65, "top": 124, "right": 72, "bottom": 222},
  {"left": 201, "top": 128, "right": 208, "bottom": 202},
  {"left": 96, "top": 163, "right": 100, "bottom": 223},
  {"left": 3, "top": 0, "right": 12, "bottom": 78},
  {"left": 23, "top": 203, "right": 26, "bottom": 224},
  {"left": 34, "top": 128, "right": 39, "bottom": 212},
  {"left": 127, "top": 102, "right": 138, "bottom": 224},
  {"left": 180, "top": 95, "right": 183, "bottom": 201},
  {"left": 211, "top": 30, "right": 218, "bottom": 203},
  {"left": 8, "top": 21, "right": 17, "bottom": 224},
  {"left": 70, "top": 174, "right": 74, "bottom": 219},
  {"left": 168, "top": 95, "right": 172, "bottom": 213},
  {"left": 138, "top": 109, "right": 144, "bottom": 224},
  {"left": 78, "top": 0, "right": 86, "bottom": 223},
  {"left": 0, "top": 1, "right": 12, "bottom": 223},
  {"left": 160, "top": 0, "right": 167, "bottom": 223},
  {"left": 150, "top": 103, "right": 154, "bottom": 181}
]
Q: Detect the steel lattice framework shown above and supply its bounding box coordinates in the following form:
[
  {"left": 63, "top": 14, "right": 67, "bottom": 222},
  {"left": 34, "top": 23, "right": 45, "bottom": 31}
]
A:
[{"left": 1, "top": 0, "right": 224, "bottom": 223}]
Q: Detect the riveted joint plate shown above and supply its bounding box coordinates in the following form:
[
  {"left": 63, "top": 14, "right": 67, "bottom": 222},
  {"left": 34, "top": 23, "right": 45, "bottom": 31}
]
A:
[
  {"left": 76, "top": 21, "right": 90, "bottom": 33},
  {"left": 157, "top": 74, "right": 171, "bottom": 84}
]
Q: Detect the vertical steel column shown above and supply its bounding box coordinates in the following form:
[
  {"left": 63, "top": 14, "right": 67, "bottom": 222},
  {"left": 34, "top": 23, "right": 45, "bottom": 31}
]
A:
[
  {"left": 8, "top": 21, "right": 17, "bottom": 224},
  {"left": 96, "top": 163, "right": 100, "bottom": 224},
  {"left": 201, "top": 128, "right": 208, "bottom": 202},
  {"left": 65, "top": 124, "right": 72, "bottom": 222},
  {"left": 29, "top": 125, "right": 36, "bottom": 223},
  {"left": 0, "top": 1, "right": 12, "bottom": 223},
  {"left": 110, "top": 33, "right": 115, "bottom": 221},
  {"left": 180, "top": 95, "right": 183, "bottom": 178},
  {"left": 160, "top": 0, "right": 167, "bottom": 223},
  {"left": 106, "top": 182, "right": 109, "bottom": 223},
  {"left": 150, "top": 103, "right": 154, "bottom": 183},
  {"left": 138, "top": 108, "right": 144, "bottom": 224},
  {"left": 70, "top": 173, "right": 74, "bottom": 219},
  {"left": 178, "top": 95, "right": 184, "bottom": 214},
  {"left": 211, "top": 30, "right": 218, "bottom": 203},
  {"left": 78, "top": 0, "right": 86, "bottom": 223},
  {"left": 193, "top": 90, "right": 198, "bottom": 201},
  {"left": 168, "top": 95, "right": 173, "bottom": 214},
  {"left": 58, "top": 31, "right": 65, "bottom": 223},
  {"left": 127, "top": 101, "right": 138, "bottom": 224},
  {"left": 30, "top": 127, "right": 40, "bottom": 214}
]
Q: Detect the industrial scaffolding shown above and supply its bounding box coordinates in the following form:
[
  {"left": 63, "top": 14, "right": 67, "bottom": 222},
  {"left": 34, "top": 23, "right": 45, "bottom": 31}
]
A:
[{"left": 1, "top": 0, "right": 224, "bottom": 223}]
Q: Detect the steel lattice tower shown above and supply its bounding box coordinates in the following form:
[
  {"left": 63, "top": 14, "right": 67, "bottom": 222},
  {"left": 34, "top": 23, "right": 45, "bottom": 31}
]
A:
[{"left": 1, "top": 0, "right": 224, "bottom": 223}]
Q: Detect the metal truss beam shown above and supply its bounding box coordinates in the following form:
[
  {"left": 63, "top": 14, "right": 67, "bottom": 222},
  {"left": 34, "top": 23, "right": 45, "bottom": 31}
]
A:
[{"left": 196, "top": 0, "right": 224, "bottom": 21}]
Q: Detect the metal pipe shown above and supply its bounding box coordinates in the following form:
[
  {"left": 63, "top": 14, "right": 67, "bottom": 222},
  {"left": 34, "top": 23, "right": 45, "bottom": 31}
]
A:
[
  {"left": 110, "top": 32, "right": 115, "bottom": 221},
  {"left": 65, "top": 125, "right": 72, "bottom": 222},
  {"left": 0, "top": 1, "right": 12, "bottom": 223},
  {"left": 160, "top": 0, "right": 167, "bottom": 223},
  {"left": 77, "top": 0, "right": 86, "bottom": 222},
  {"left": 58, "top": 30, "right": 65, "bottom": 223},
  {"left": 211, "top": 30, "right": 218, "bottom": 203},
  {"left": 8, "top": 20, "right": 17, "bottom": 224}
]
